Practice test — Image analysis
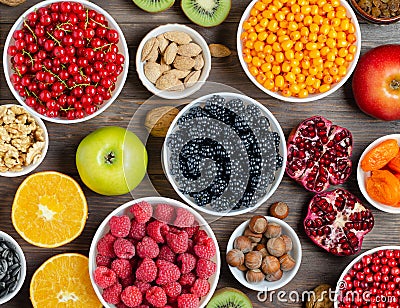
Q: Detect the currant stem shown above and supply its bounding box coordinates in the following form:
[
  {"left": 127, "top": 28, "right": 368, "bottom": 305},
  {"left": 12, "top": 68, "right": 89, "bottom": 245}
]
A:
[
  {"left": 89, "top": 18, "right": 109, "bottom": 29},
  {"left": 46, "top": 31, "right": 61, "bottom": 46},
  {"left": 23, "top": 20, "right": 37, "bottom": 42}
]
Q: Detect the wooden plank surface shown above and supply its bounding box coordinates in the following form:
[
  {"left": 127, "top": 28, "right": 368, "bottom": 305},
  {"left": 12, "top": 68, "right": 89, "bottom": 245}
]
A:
[{"left": 1, "top": 0, "right": 400, "bottom": 307}]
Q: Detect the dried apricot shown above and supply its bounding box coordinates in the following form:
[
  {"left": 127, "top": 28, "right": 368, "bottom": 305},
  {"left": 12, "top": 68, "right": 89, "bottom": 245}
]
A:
[
  {"left": 361, "top": 139, "right": 399, "bottom": 172},
  {"left": 388, "top": 151, "right": 400, "bottom": 173},
  {"left": 366, "top": 170, "right": 400, "bottom": 206}
]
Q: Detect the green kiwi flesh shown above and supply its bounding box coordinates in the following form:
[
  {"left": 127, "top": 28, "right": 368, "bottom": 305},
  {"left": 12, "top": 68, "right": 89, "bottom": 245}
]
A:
[
  {"left": 206, "top": 287, "right": 253, "bottom": 308},
  {"left": 133, "top": 0, "right": 175, "bottom": 13},
  {"left": 181, "top": 0, "right": 231, "bottom": 27}
]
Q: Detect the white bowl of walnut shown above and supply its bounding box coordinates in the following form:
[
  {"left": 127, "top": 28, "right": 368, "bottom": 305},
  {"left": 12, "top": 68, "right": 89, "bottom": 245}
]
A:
[
  {"left": 136, "top": 24, "right": 211, "bottom": 100},
  {"left": 226, "top": 215, "right": 302, "bottom": 292},
  {"left": 0, "top": 104, "right": 48, "bottom": 177}
]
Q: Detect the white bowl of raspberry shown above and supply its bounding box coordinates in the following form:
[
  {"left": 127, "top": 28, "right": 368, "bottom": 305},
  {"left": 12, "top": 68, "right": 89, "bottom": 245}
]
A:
[
  {"left": 3, "top": 0, "right": 129, "bottom": 124},
  {"left": 88, "top": 197, "right": 221, "bottom": 308}
]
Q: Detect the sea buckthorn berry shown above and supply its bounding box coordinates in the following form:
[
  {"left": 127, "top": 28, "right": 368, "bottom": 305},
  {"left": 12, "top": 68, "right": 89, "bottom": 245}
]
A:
[
  {"left": 264, "top": 79, "right": 275, "bottom": 90},
  {"left": 285, "top": 49, "right": 295, "bottom": 60},
  {"left": 275, "top": 75, "right": 285, "bottom": 87},
  {"left": 319, "top": 84, "right": 330, "bottom": 92}
]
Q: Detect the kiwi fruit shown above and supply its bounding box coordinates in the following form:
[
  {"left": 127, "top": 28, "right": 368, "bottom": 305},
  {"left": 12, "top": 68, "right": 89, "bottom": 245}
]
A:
[
  {"left": 133, "top": 0, "right": 175, "bottom": 13},
  {"left": 206, "top": 287, "right": 253, "bottom": 308},
  {"left": 181, "top": 0, "right": 231, "bottom": 27}
]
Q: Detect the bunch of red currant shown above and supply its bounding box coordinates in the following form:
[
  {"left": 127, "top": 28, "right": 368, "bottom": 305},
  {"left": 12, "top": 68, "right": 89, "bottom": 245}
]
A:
[{"left": 7, "top": 1, "right": 125, "bottom": 120}]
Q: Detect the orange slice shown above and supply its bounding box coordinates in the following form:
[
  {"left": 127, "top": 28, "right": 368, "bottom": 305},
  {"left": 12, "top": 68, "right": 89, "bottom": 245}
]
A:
[
  {"left": 12, "top": 171, "right": 88, "bottom": 248},
  {"left": 30, "top": 253, "right": 101, "bottom": 308}
]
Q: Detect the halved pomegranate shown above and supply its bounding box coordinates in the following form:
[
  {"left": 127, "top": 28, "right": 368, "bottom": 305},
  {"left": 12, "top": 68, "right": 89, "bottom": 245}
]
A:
[
  {"left": 304, "top": 189, "right": 374, "bottom": 256},
  {"left": 286, "top": 116, "right": 353, "bottom": 192}
]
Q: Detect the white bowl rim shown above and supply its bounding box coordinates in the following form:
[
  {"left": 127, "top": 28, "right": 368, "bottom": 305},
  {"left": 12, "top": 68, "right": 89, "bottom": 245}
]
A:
[
  {"left": 357, "top": 134, "right": 400, "bottom": 214},
  {"left": 0, "top": 104, "right": 49, "bottom": 177},
  {"left": 226, "top": 216, "right": 302, "bottom": 292},
  {"left": 334, "top": 245, "right": 400, "bottom": 308},
  {"left": 236, "top": 0, "right": 362, "bottom": 103},
  {"left": 88, "top": 196, "right": 221, "bottom": 308},
  {"left": 162, "top": 91, "right": 287, "bottom": 216},
  {"left": 0, "top": 230, "right": 27, "bottom": 305},
  {"left": 2, "top": 0, "right": 129, "bottom": 124},
  {"left": 135, "top": 23, "right": 212, "bottom": 100}
]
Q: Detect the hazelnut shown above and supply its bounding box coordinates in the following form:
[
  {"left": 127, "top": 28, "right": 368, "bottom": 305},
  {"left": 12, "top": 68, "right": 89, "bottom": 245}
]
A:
[
  {"left": 226, "top": 249, "right": 244, "bottom": 267},
  {"left": 270, "top": 201, "right": 289, "bottom": 220},
  {"left": 264, "top": 223, "right": 282, "bottom": 238},
  {"left": 237, "top": 264, "right": 248, "bottom": 271},
  {"left": 280, "top": 235, "right": 293, "bottom": 253},
  {"left": 267, "top": 237, "right": 286, "bottom": 257},
  {"left": 244, "top": 251, "right": 263, "bottom": 270},
  {"left": 244, "top": 228, "right": 263, "bottom": 243},
  {"left": 246, "top": 269, "right": 266, "bottom": 283},
  {"left": 261, "top": 255, "right": 281, "bottom": 275},
  {"left": 254, "top": 244, "right": 269, "bottom": 258},
  {"left": 248, "top": 215, "right": 268, "bottom": 234},
  {"left": 266, "top": 269, "right": 283, "bottom": 282},
  {"left": 234, "top": 236, "right": 252, "bottom": 253},
  {"left": 279, "top": 254, "right": 296, "bottom": 271}
]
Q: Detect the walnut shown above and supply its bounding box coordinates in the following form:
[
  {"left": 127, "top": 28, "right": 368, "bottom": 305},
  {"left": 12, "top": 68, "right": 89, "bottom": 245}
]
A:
[
  {"left": 26, "top": 142, "right": 45, "bottom": 165},
  {"left": 145, "top": 106, "right": 180, "bottom": 137}
]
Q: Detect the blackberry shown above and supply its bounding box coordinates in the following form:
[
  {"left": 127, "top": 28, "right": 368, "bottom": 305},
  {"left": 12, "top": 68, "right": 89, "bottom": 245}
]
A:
[
  {"left": 258, "top": 116, "right": 270, "bottom": 129},
  {"left": 225, "top": 98, "right": 245, "bottom": 115},
  {"left": 204, "top": 95, "right": 225, "bottom": 117},
  {"left": 276, "top": 154, "right": 284, "bottom": 169},
  {"left": 246, "top": 104, "right": 261, "bottom": 118},
  {"left": 210, "top": 197, "right": 232, "bottom": 212},
  {"left": 272, "top": 132, "right": 281, "bottom": 149}
]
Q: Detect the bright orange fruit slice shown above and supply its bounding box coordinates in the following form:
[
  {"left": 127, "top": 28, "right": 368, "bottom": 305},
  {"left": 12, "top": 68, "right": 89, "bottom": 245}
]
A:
[
  {"left": 12, "top": 171, "right": 88, "bottom": 248},
  {"left": 30, "top": 253, "right": 101, "bottom": 307}
]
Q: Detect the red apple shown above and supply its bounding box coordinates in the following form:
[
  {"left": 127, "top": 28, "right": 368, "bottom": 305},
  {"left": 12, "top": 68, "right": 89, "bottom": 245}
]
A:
[{"left": 352, "top": 44, "right": 400, "bottom": 121}]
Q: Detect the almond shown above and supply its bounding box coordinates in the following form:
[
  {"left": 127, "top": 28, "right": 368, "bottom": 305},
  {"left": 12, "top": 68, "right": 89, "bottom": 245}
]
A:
[
  {"left": 141, "top": 37, "right": 157, "bottom": 62},
  {"left": 173, "top": 55, "right": 196, "bottom": 71},
  {"left": 177, "top": 43, "right": 202, "bottom": 57},
  {"left": 147, "top": 41, "right": 160, "bottom": 62},
  {"left": 168, "top": 69, "right": 191, "bottom": 79},
  {"left": 209, "top": 43, "right": 232, "bottom": 58},
  {"left": 144, "top": 62, "right": 162, "bottom": 83},
  {"left": 160, "top": 58, "right": 171, "bottom": 73},
  {"left": 164, "top": 42, "right": 178, "bottom": 65},
  {"left": 164, "top": 31, "right": 192, "bottom": 45},
  {"left": 193, "top": 54, "right": 204, "bottom": 71},
  {"left": 157, "top": 34, "right": 169, "bottom": 54},
  {"left": 184, "top": 70, "right": 201, "bottom": 88},
  {"left": 144, "top": 106, "right": 180, "bottom": 137},
  {"left": 155, "top": 72, "right": 180, "bottom": 91}
]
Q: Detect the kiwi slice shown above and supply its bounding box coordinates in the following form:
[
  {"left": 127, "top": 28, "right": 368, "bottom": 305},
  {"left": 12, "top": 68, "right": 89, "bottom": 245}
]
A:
[
  {"left": 206, "top": 287, "right": 253, "bottom": 308},
  {"left": 133, "top": 0, "right": 175, "bottom": 13},
  {"left": 181, "top": 0, "right": 231, "bottom": 27}
]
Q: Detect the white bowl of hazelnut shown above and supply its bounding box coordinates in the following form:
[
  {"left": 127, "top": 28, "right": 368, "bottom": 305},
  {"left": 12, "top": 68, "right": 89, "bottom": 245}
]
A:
[{"left": 226, "top": 215, "right": 302, "bottom": 291}]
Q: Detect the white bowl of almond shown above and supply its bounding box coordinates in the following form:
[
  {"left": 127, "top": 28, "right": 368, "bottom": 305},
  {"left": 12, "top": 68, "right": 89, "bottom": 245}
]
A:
[
  {"left": 0, "top": 104, "right": 48, "bottom": 177},
  {"left": 136, "top": 24, "right": 211, "bottom": 99}
]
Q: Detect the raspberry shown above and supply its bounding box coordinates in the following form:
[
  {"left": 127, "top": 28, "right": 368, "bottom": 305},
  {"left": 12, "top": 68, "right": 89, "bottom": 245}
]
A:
[
  {"left": 166, "top": 231, "right": 188, "bottom": 254},
  {"left": 177, "top": 294, "right": 200, "bottom": 308},
  {"left": 154, "top": 203, "right": 175, "bottom": 223},
  {"left": 163, "top": 281, "right": 182, "bottom": 298},
  {"left": 129, "top": 220, "right": 147, "bottom": 240},
  {"left": 134, "top": 281, "right": 151, "bottom": 294},
  {"left": 136, "top": 257, "right": 157, "bottom": 282},
  {"left": 96, "top": 254, "right": 111, "bottom": 267},
  {"left": 146, "top": 286, "right": 167, "bottom": 308},
  {"left": 196, "top": 259, "right": 217, "bottom": 279},
  {"left": 173, "top": 208, "right": 195, "bottom": 228},
  {"left": 97, "top": 233, "right": 117, "bottom": 258},
  {"left": 114, "top": 238, "right": 135, "bottom": 259},
  {"left": 121, "top": 286, "right": 143, "bottom": 307},
  {"left": 193, "top": 230, "right": 208, "bottom": 244},
  {"left": 191, "top": 278, "right": 210, "bottom": 297},
  {"left": 177, "top": 253, "right": 197, "bottom": 274},
  {"left": 116, "top": 303, "right": 130, "bottom": 308},
  {"left": 109, "top": 215, "right": 131, "bottom": 238},
  {"left": 193, "top": 237, "right": 216, "bottom": 260},
  {"left": 94, "top": 266, "right": 117, "bottom": 289},
  {"left": 146, "top": 220, "right": 169, "bottom": 243},
  {"left": 179, "top": 272, "right": 196, "bottom": 287},
  {"left": 130, "top": 201, "right": 153, "bottom": 223},
  {"left": 184, "top": 224, "right": 200, "bottom": 238},
  {"left": 155, "top": 259, "right": 181, "bottom": 285},
  {"left": 111, "top": 259, "right": 132, "bottom": 279},
  {"left": 102, "top": 282, "right": 122, "bottom": 305},
  {"left": 121, "top": 275, "right": 134, "bottom": 288},
  {"left": 158, "top": 245, "right": 176, "bottom": 263},
  {"left": 187, "top": 239, "right": 194, "bottom": 253},
  {"left": 136, "top": 236, "right": 160, "bottom": 259}
]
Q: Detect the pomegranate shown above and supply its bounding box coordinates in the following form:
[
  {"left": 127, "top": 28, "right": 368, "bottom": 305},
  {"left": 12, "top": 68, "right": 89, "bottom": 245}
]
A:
[
  {"left": 304, "top": 189, "right": 374, "bottom": 256},
  {"left": 286, "top": 116, "right": 353, "bottom": 192}
]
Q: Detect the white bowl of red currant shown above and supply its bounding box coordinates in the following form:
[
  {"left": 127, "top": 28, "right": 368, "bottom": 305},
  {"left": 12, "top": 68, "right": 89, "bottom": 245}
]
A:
[{"left": 3, "top": 0, "right": 129, "bottom": 124}]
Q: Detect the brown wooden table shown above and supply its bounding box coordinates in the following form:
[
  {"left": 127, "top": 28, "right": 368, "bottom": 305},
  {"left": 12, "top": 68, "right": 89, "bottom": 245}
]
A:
[{"left": 1, "top": 0, "right": 400, "bottom": 307}]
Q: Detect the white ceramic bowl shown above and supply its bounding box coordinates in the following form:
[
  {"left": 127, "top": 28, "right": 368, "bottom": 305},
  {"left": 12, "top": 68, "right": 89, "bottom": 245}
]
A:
[
  {"left": 357, "top": 134, "right": 400, "bottom": 214},
  {"left": 88, "top": 197, "right": 221, "bottom": 308},
  {"left": 0, "top": 231, "right": 27, "bottom": 305},
  {"left": 0, "top": 104, "right": 48, "bottom": 177},
  {"left": 136, "top": 24, "right": 211, "bottom": 100},
  {"left": 162, "top": 92, "right": 287, "bottom": 216},
  {"left": 334, "top": 245, "right": 400, "bottom": 308},
  {"left": 236, "top": 0, "right": 361, "bottom": 102},
  {"left": 226, "top": 216, "right": 302, "bottom": 292},
  {"left": 3, "top": 0, "right": 129, "bottom": 124}
]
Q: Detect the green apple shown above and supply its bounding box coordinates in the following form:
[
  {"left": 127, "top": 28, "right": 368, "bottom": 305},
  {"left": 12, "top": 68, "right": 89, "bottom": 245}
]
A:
[{"left": 76, "top": 126, "right": 148, "bottom": 196}]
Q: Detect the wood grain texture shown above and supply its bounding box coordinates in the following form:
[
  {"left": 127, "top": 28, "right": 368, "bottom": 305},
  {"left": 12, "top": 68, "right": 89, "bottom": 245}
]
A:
[{"left": 1, "top": 0, "right": 400, "bottom": 307}]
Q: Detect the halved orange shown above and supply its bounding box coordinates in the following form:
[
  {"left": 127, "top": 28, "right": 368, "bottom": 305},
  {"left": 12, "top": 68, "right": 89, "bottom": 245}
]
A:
[
  {"left": 12, "top": 171, "right": 88, "bottom": 248},
  {"left": 30, "top": 253, "right": 102, "bottom": 307}
]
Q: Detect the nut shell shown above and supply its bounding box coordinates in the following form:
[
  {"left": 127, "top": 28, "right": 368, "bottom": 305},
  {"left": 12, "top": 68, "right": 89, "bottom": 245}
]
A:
[
  {"left": 245, "top": 251, "right": 263, "bottom": 270},
  {"left": 270, "top": 202, "right": 289, "bottom": 219},
  {"left": 244, "top": 228, "right": 263, "bottom": 243},
  {"left": 266, "top": 269, "right": 283, "bottom": 282},
  {"left": 280, "top": 235, "right": 293, "bottom": 253},
  {"left": 226, "top": 249, "right": 244, "bottom": 267},
  {"left": 249, "top": 215, "right": 268, "bottom": 234},
  {"left": 267, "top": 237, "right": 286, "bottom": 257},
  {"left": 279, "top": 254, "right": 296, "bottom": 271},
  {"left": 246, "top": 269, "right": 265, "bottom": 283},
  {"left": 234, "top": 236, "right": 253, "bottom": 253},
  {"left": 264, "top": 222, "right": 282, "bottom": 238},
  {"left": 254, "top": 244, "right": 269, "bottom": 258},
  {"left": 261, "top": 255, "right": 280, "bottom": 275}
]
